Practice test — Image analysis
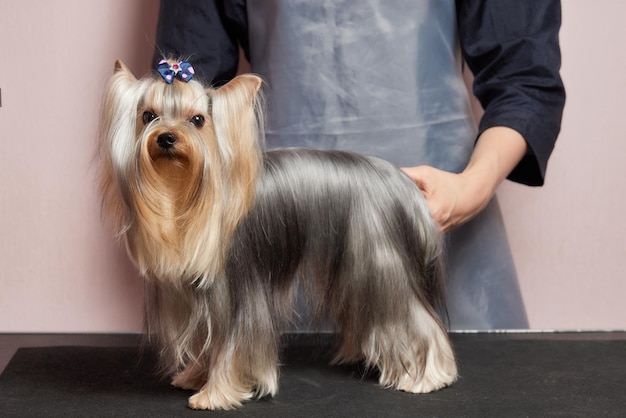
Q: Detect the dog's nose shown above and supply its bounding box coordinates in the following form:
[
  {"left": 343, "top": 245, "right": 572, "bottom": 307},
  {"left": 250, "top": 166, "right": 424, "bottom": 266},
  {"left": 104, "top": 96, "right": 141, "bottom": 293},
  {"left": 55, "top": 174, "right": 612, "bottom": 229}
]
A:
[{"left": 157, "top": 133, "right": 177, "bottom": 149}]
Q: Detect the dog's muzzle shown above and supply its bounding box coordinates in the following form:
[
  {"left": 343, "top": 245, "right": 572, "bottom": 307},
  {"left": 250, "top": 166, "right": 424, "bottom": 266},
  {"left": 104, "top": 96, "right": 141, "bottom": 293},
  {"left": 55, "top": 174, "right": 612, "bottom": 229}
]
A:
[{"left": 157, "top": 133, "right": 177, "bottom": 150}]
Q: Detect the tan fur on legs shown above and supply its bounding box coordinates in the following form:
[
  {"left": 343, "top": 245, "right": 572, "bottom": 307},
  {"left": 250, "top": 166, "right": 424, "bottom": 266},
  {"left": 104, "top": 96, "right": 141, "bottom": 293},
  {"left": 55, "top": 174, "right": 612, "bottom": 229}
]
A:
[
  {"left": 366, "top": 300, "right": 458, "bottom": 394},
  {"left": 187, "top": 348, "right": 278, "bottom": 410},
  {"left": 171, "top": 361, "right": 207, "bottom": 391}
]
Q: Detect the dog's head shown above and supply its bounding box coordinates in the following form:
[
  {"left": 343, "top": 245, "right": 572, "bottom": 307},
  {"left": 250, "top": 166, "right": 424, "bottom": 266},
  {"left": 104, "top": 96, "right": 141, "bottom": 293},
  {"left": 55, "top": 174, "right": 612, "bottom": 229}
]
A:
[{"left": 99, "top": 59, "right": 263, "bottom": 286}]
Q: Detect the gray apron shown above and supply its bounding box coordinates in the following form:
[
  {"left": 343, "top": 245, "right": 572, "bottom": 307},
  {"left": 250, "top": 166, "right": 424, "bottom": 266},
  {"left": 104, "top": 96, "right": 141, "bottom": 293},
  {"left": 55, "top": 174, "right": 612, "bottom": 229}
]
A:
[{"left": 247, "top": 0, "right": 529, "bottom": 330}]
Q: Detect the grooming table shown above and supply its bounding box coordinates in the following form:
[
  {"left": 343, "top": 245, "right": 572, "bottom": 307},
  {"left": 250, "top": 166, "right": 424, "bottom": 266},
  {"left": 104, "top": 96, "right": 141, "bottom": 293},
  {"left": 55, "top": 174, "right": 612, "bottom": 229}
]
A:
[{"left": 1, "top": 333, "right": 625, "bottom": 417}]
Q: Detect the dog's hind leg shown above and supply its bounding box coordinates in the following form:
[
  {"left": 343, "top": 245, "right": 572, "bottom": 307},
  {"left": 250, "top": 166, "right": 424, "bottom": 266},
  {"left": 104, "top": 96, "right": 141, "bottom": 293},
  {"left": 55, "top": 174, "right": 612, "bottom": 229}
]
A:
[
  {"left": 336, "top": 284, "right": 457, "bottom": 394},
  {"left": 376, "top": 297, "right": 457, "bottom": 393},
  {"left": 331, "top": 228, "right": 457, "bottom": 393}
]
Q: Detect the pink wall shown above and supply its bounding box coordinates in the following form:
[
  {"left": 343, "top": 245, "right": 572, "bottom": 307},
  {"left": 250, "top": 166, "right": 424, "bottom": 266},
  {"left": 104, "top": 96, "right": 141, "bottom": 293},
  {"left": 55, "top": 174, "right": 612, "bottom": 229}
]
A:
[
  {"left": 498, "top": 3, "right": 626, "bottom": 330},
  {"left": 1, "top": 1, "right": 625, "bottom": 332}
]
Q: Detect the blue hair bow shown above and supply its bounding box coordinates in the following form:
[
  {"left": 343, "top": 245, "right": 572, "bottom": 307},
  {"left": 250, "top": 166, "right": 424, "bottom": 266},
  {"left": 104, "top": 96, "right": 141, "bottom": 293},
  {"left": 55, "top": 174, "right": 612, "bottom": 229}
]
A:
[{"left": 157, "top": 60, "right": 195, "bottom": 84}]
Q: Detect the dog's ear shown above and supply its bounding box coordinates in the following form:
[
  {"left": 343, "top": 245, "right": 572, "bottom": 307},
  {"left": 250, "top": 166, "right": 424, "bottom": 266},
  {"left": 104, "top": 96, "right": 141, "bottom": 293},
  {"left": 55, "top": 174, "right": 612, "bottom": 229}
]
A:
[
  {"left": 208, "top": 73, "right": 263, "bottom": 240},
  {"left": 113, "top": 59, "right": 137, "bottom": 82},
  {"left": 215, "top": 74, "right": 263, "bottom": 104}
]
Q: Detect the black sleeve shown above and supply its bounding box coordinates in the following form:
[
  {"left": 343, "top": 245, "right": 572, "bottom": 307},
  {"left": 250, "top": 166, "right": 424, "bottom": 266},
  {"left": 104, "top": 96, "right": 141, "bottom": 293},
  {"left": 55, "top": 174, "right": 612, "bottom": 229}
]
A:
[
  {"left": 456, "top": 0, "right": 566, "bottom": 186},
  {"left": 152, "top": 0, "right": 248, "bottom": 86}
]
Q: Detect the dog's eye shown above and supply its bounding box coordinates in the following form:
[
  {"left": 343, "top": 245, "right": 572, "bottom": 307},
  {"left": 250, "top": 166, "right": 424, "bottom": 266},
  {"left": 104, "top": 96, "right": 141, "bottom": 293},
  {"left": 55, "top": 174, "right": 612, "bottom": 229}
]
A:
[
  {"left": 190, "top": 114, "right": 205, "bottom": 128},
  {"left": 142, "top": 111, "right": 158, "bottom": 125}
]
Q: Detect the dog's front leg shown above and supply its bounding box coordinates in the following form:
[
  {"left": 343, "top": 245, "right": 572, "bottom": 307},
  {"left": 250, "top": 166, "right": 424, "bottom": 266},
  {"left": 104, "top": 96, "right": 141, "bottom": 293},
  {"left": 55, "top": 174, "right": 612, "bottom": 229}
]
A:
[
  {"left": 187, "top": 360, "right": 253, "bottom": 410},
  {"left": 187, "top": 342, "right": 279, "bottom": 410},
  {"left": 187, "top": 287, "right": 280, "bottom": 410},
  {"left": 171, "top": 361, "right": 207, "bottom": 391}
]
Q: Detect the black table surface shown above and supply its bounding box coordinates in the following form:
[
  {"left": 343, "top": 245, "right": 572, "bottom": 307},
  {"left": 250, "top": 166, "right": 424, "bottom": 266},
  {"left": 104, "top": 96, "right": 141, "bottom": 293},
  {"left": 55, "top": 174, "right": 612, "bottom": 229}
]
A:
[{"left": 1, "top": 332, "right": 625, "bottom": 417}]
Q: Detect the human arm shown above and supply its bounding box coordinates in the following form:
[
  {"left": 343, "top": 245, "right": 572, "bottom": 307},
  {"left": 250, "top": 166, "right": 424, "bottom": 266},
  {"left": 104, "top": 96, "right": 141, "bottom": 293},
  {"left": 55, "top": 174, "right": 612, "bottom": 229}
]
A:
[
  {"left": 403, "top": 0, "right": 565, "bottom": 230},
  {"left": 402, "top": 127, "right": 526, "bottom": 231}
]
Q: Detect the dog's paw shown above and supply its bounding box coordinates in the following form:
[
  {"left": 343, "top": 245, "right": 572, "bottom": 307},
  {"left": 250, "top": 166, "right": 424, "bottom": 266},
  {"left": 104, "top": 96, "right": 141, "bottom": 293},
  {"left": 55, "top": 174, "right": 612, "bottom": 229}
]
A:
[
  {"left": 188, "top": 386, "right": 254, "bottom": 410},
  {"left": 393, "top": 358, "right": 458, "bottom": 394},
  {"left": 395, "top": 371, "right": 456, "bottom": 394},
  {"left": 171, "top": 363, "right": 206, "bottom": 391},
  {"left": 171, "top": 372, "right": 205, "bottom": 391}
]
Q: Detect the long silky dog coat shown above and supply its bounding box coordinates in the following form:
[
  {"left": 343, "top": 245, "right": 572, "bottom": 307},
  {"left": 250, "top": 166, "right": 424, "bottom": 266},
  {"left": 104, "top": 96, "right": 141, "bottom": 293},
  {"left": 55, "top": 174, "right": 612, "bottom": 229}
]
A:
[{"left": 99, "top": 60, "right": 457, "bottom": 410}]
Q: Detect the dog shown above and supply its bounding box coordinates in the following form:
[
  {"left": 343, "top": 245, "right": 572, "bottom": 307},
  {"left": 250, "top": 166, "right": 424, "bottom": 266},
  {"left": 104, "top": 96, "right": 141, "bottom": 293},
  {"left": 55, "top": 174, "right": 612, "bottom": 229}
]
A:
[{"left": 98, "top": 59, "right": 458, "bottom": 410}]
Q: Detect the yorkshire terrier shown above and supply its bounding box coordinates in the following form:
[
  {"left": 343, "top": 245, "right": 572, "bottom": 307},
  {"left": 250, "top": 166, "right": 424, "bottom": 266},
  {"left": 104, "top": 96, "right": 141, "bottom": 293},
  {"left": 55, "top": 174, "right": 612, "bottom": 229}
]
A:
[{"left": 98, "top": 59, "right": 457, "bottom": 410}]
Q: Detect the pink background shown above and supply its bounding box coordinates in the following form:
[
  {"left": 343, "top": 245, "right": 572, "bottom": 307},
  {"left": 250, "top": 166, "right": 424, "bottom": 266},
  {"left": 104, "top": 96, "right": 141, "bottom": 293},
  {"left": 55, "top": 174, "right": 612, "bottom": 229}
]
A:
[{"left": 1, "top": 1, "right": 625, "bottom": 332}]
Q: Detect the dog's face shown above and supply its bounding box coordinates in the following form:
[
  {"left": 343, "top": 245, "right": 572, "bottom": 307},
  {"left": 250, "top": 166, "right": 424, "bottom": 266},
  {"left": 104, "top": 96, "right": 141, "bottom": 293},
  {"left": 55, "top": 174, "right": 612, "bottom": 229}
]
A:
[
  {"left": 135, "top": 69, "right": 213, "bottom": 197},
  {"left": 99, "top": 60, "right": 263, "bottom": 284}
]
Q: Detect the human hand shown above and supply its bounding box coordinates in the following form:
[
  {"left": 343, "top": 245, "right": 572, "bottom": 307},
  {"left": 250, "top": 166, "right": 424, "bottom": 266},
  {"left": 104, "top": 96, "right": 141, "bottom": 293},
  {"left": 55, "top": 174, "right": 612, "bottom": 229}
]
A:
[
  {"left": 401, "top": 165, "right": 492, "bottom": 232},
  {"left": 401, "top": 127, "right": 528, "bottom": 231}
]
